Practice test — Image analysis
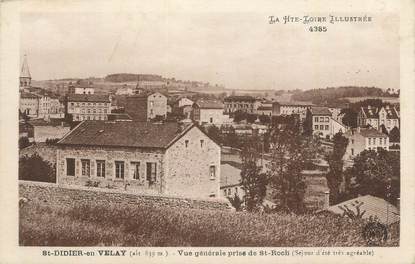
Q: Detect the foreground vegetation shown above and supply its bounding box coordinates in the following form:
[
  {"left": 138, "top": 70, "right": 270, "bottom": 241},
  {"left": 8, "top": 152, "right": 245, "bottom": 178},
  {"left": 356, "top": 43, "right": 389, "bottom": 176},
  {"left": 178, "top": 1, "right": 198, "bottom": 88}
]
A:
[{"left": 19, "top": 200, "right": 399, "bottom": 247}]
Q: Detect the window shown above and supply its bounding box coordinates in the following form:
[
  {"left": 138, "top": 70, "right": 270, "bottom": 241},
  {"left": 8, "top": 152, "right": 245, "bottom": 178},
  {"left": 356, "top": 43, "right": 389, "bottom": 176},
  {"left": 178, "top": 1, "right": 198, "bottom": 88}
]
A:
[
  {"left": 146, "top": 162, "right": 157, "bottom": 184},
  {"left": 227, "top": 188, "right": 231, "bottom": 196},
  {"left": 325, "top": 125, "right": 329, "bottom": 130},
  {"left": 320, "top": 116, "right": 324, "bottom": 122},
  {"left": 373, "top": 138, "right": 377, "bottom": 145},
  {"left": 368, "top": 138, "right": 372, "bottom": 145},
  {"left": 200, "top": 139, "right": 204, "bottom": 148},
  {"left": 325, "top": 117, "right": 329, "bottom": 122},
  {"left": 185, "top": 140, "right": 189, "bottom": 147},
  {"left": 210, "top": 117, "right": 213, "bottom": 123},
  {"left": 351, "top": 139, "right": 354, "bottom": 144},
  {"left": 380, "top": 138, "right": 383, "bottom": 145},
  {"left": 96, "top": 160, "right": 105, "bottom": 177},
  {"left": 81, "top": 159, "right": 90, "bottom": 177},
  {"left": 314, "top": 125, "right": 318, "bottom": 130},
  {"left": 131, "top": 162, "right": 140, "bottom": 180},
  {"left": 351, "top": 148, "right": 354, "bottom": 155},
  {"left": 115, "top": 161, "right": 124, "bottom": 179},
  {"left": 209, "top": 165, "right": 216, "bottom": 180},
  {"left": 320, "top": 125, "right": 324, "bottom": 130},
  {"left": 66, "top": 158, "right": 75, "bottom": 176}
]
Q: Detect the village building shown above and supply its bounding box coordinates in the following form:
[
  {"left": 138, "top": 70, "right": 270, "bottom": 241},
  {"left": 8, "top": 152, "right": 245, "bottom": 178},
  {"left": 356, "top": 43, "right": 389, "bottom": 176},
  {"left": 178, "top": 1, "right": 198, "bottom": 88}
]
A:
[
  {"left": 66, "top": 94, "right": 111, "bottom": 121},
  {"left": 27, "top": 119, "right": 71, "bottom": 142},
  {"left": 177, "top": 97, "right": 194, "bottom": 108},
  {"left": 305, "top": 107, "right": 333, "bottom": 138},
  {"left": 192, "top": 100, "right": 225, "bottom": 125},
  {"left": 357, "top": 105, "right": 400, "bottom": 132},
  {"left": 20, "top": 92, "right": 40, "bottom": 117},
  {"left": 343, "top": 127, "right": 389, "bottom": 161},
  {"left": 125, "top": 92, "right": 167, "bottom": 121},
  {"left": 224, "top": 96, "right": 259, "bottom": 114},
  {"left": 256, "top": 100, "right": 273, "bottom": 116},
  {"left": 38, "top": 92, "right": 65, "bottom": 119},
  {"left": 68, "top": 80, "right": 95, "bottom": 94},
  {"left": 115, "top": 86, "right": 134, "bottom": 95},
  {"left": 272, "top": 101, "right": 314, "bottom": 120},
  {"left": 56, "top": 121, "right": 221, "bottom": 199}
]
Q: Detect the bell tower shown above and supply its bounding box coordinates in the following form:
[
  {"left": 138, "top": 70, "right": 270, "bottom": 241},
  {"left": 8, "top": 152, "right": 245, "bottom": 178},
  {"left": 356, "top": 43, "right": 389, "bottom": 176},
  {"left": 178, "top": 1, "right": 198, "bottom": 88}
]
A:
[{"left": 20, "top": 54, "right": 31, "bottom": 90}]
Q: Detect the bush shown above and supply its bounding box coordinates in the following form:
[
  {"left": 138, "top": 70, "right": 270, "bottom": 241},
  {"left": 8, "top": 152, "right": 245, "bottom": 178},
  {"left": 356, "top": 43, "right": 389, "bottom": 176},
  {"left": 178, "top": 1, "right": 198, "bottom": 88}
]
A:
[
  {"left": 19, "top": 154, "right": 56, "bottom": 183},
  {"left": 19, "top": 137, "right": 31, "bottom": 149}
]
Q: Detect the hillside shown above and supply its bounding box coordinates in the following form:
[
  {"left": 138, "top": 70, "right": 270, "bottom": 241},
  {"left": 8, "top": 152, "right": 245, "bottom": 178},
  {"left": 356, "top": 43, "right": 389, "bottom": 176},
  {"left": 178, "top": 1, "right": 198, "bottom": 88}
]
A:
[{"left": 19, "top": 182, "right": 399, "bottom": 247}]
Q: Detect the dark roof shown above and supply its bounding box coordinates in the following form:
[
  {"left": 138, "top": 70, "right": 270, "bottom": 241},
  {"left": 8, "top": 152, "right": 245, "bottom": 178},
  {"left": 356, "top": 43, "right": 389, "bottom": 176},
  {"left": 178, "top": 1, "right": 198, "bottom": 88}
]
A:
[
  {"left": 309, "top": 107, "right": 331, "bottom": 116},
  {"left": 194, "top": 100, "right": 224, "bottom": 109},
  {"left": 257, "top": 106, "right": 272, "bottom": 111},
  {"left": 224, "top": 95, "right": 256, "bottom": 102},
  {"left": 20, "top": 92, "right": 40, "bottom": 99},
  {"left": 324, "top": 195, "right": 399, "bottom": 224},
  {"left": 107, "top": 113, "right": 132, "bottom": 121},
  {"left": 67, "top": 94, "right": 110, "bottom": 103},
  {"left": 58, "top": 121, "right": 194, "bottom": 149},
  {"left": 361, "top": 107, "right": 379, "bottom": 118},
  {"left": 359, "top": 128, "right": 388, "bottom": 138}
]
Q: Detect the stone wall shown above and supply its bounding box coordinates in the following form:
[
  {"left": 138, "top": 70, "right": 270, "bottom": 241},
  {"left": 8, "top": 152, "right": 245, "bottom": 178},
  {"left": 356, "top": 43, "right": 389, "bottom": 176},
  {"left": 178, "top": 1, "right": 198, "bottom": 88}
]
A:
[
  {"left": 19, "top": 180, "right": 230, "bottom": 210},
  {"left": 57, "top": 145, "right": 165, "bottom": 194},
  {"left": 165, "top": 126, "right": 221, "bottom": 198}
]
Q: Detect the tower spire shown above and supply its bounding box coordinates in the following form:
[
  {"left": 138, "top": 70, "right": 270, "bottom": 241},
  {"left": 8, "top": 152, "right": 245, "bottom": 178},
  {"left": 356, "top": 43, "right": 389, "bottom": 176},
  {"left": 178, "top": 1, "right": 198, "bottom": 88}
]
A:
[{"left": 20, "top": 54, "right": 32, "bottom": 89}]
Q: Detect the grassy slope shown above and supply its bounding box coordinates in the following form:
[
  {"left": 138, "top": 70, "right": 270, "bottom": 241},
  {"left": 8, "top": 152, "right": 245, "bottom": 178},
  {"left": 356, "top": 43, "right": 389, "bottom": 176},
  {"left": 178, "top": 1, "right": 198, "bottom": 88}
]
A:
[{"left": 19, "top": 200, "right": 399, "bottom": 247}]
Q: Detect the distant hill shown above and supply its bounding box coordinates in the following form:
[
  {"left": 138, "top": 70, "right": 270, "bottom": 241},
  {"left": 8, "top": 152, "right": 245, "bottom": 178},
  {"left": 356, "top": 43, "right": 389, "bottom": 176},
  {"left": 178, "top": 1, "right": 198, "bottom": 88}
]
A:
[
  {"left": 104, "top": 73, "right": 163, "bottom": 83},
  {"left": 291, "top": 86, "right": 397, "bottom": 105}
]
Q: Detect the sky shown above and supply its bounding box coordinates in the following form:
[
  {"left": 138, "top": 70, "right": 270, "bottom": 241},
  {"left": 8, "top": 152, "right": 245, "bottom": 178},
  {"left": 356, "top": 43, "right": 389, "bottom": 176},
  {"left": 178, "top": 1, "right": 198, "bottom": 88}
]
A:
[{"left": 20, "top": 11, "right": 399, "bottom": 90}]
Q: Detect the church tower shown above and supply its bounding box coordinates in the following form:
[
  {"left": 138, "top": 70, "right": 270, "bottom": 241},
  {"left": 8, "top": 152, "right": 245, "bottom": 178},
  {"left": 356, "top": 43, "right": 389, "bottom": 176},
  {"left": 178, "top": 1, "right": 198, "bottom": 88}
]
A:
[{"left": 20, "top": 54, "right": 31, "bottom": 90}]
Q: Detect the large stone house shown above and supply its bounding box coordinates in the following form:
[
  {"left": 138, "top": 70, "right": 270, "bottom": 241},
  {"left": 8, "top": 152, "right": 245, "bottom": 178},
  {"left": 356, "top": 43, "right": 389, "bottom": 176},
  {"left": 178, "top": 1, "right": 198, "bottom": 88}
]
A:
[
  {"left": 305, "top": 107, "right": 333, "bottom": 138},
  {"left": 192, "top": 100, "right": 224, "bottom": 125},
  {"left": 343, "top": 127, "right": 389, "bottom": 161},
  {"left": 20, "top": 92, "right": 40, "bottom": 117},
  {"left": 56, "top": 121, "right": 221, "bottom": 199},
  {"left": 66, "top": 94, "right": 111, "bottom": 121},
  {"left": 125, "top": 92, "right": 167, "bottom": 121},
  {"left": 272, "top": 101, "right": 314, "bottom": 120},
  {"left": 224, "top": 96, "right": 259, "bottom": 114}
]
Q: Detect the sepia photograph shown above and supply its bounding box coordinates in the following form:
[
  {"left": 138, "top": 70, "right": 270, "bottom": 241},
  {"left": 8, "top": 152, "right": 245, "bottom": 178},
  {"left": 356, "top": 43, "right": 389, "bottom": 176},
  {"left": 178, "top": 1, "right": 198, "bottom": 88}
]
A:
[{"left": 1, "top": 0, "right": 414, "bottom": 263}]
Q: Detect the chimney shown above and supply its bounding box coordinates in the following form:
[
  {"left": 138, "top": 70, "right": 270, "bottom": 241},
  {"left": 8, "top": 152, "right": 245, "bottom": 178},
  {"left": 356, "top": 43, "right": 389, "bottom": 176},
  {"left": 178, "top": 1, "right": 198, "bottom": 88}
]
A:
[{"left": 323, "top": 190, "right": 330, "bottom": 209}]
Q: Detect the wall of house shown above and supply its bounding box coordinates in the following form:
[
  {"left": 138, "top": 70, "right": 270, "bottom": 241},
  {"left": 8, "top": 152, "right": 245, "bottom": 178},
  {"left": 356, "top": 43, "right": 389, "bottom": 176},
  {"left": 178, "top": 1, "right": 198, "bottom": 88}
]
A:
[
  {"left": 330, "top": 118, "right": 347, "bottom": 136},
  {"left": 178, "top": 98, "right": 193, "bottom": 107},
  {"left": 199, "top": 109, "right": 224, "bottom": 125},
  {"left": 57, "top": 145, "right": 166, "bottom": 195},
  {"left": 33, "top": 126, "right": 71, "bottom": 142},
  {"left": 147, "top": 93, "right": 167, "bottom": 119},
  {"left": 221, "top": 185, "right": 245, "bottom": 199},
  {"left": 20, "top": 97, "right": 39, "bottom": 116},
  {"left": 344, "top": 133, "right": 366, "bottom": 160},
  {"left": 67, "top": 101, "right": 111, "bottom": 121},
  {"left": 312, "top": 115, "right": 331, "bottom": 138},
  {"left": 165, "top": 126, "right": 221, "bottom": 199}
]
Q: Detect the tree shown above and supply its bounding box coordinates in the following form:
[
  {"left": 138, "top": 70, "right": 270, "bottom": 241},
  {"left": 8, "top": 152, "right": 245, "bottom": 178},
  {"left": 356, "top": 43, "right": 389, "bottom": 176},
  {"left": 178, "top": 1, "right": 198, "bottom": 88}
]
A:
[
  {"left": 267, "top": 122, "right": 320, "bottom": 213},
  {"left": 206, "top": 125, "right": 222, "bottom": 145},
  {"left": 223, "top": 126, "right": 239, "bottom": 148},
  {"left": 325, "top": 132, "right": 349, "bottom": 204},
  {"left": 227, "top": 193, "right": 244, "bottom": 211},
  {"left": 19, "top": 154, "right": 56, "bottom": 183},
  {"left": 19, "top": 137, "right": 30, "bottom": 149},
  {"left": 341, "top": 108, "right": 358, "bottom": 128},
  {"left": 240, "top": 137, "right": 268, "bottom": 212},
  {"left": 345, "top": 149, "right": 400, "bottom": 204}
]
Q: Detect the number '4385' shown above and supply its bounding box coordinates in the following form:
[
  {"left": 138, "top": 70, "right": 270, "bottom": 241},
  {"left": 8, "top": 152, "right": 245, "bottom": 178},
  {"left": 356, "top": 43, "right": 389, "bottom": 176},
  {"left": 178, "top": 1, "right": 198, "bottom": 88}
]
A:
[{"left": 309, "top": 26, "right": 327, "bottom": 32}]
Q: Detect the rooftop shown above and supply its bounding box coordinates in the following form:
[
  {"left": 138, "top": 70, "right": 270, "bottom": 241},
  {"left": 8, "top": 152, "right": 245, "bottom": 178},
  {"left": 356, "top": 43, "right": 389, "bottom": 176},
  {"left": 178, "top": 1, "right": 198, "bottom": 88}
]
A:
[
  {"left": 309, "top": 106, "right": 332, "bottom": 116},
  {"left": 359, "top": 128, "right": 388, "bottom": 138},
  {"left": 58, "top": 121, "right": 194, "bottom": 149},
  {"left": 224, "top": 95, "right": 257, "bottom": 102},
  {"left": 275, "top": 101, "right": 314, "bottom": 106},
  {"left": 220, "top": 163, "right": 241, "bottom": 188},
  {"left": 67, "top": 94, "right": 110, "bottom": 103},
  {"left": 324, "top": 195, "right": 399, "bottom": 224},
  {"left": 194, "top": 100, "right": 224, "bottom": 109}
]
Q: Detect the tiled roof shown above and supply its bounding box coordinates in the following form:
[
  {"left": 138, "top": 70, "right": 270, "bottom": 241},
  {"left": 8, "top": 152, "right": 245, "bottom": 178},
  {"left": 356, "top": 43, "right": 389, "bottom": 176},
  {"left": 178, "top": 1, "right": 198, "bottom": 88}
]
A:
[
  {"left": 220, "top": 163, "right": 241, "bottom": 188},
  {"left": 309, "top": 106, "right": 331, "bottom": 116},
  {"left": 67, "top": 94, "right": 110, "bottom": 103},
  {"left": 58, "top": 121, "right": 194, "bottom": 149},
  {"left": 194, "top": 100, "right": 224, "bottom": 109},
  {"left": 224, "top": 95, "right": 256, "bottom": 102},
  {"left": 107, "top": 113, "right": 132, "bottom": 121},
  {"left": 361, "top": 107, "right": 379, "bottom": 118},
  {"left": 28, "top": 119, "right": 70, "bottom": 127},
  {"left": 257, "top": 106, "right": 272, "bottom": 111},
  {"left": 325, "top": 195, "right": 399, "bottom": 224},
  {"left": 380, "top": 107, "right": 399, "bottom": 119},
  {"left": 20, "top": 92, "right": 40, "bottom": 99},
  {"left": 359, "top": 128, "right": 388, "bottom": 138}
]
